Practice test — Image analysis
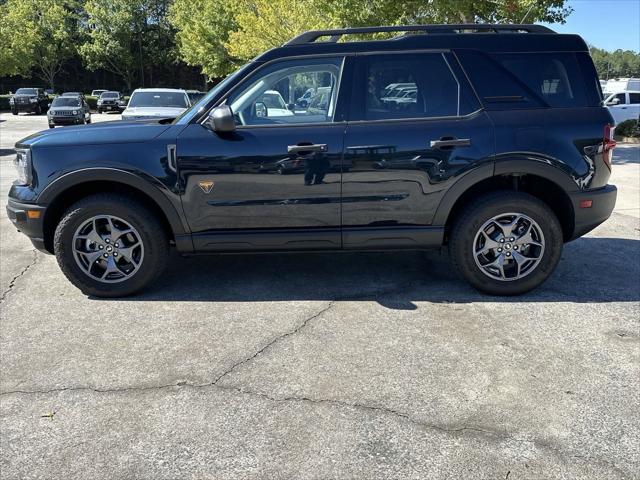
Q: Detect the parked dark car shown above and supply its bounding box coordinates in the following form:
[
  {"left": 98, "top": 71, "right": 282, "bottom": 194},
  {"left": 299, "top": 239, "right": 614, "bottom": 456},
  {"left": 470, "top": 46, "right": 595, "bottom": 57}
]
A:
[
  {"left": 97, "top": 91, "right": 126, "bottom": 113},
  {"left": 9, "top": 88, "right": 49, "bottom": 115},
  {"left": 7, "top": 24, "right": 617, "bottom": 297},
  {"left": 47, "top": 95, "right": 91, "bottom": 128}
]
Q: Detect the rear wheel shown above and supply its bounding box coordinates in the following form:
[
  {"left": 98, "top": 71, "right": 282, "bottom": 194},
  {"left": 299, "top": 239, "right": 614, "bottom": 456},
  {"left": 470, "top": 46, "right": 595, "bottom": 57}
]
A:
[
  {"left": 11, "top": 109, "right": 18, "bottom": 115},
  {"left": 54, "top": 193, "right": 169, "bottom": 297},
  {"left": 35, "top": 105, "right": 42, "bottom": 115},
  {"left": 449, "top": 191, "right": 563, "bottom": 295}
]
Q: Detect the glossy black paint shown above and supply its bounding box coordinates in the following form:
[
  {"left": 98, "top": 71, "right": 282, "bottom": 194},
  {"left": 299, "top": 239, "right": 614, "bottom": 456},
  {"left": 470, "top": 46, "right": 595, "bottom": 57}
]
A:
[{"left": 7, "top": 29, "right": 617, "bottom": 256}]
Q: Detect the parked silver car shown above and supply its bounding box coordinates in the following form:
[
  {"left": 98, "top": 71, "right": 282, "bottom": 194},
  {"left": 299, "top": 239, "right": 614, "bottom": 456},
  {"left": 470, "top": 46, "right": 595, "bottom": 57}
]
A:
[{"left": 121, "top": 88, "right": 190, "bottom": 121}]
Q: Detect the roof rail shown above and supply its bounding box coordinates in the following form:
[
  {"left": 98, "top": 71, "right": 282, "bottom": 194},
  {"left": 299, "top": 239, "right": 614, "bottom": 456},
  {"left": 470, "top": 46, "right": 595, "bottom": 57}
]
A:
[{"left": 285, "top": 24, "right": 555, "bottom": 45}]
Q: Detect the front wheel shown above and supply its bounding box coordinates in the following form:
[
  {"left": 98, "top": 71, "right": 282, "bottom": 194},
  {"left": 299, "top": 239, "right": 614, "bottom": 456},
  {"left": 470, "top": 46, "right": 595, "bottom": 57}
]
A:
[
  {"left": 54, "top": 193, "right": 169, "bottom": 297},
  {"left": 11, "top": 109, "right": 18, "bottom": 115},
  {"left": 449, "top": 191, "right": 563, "bottom": 296}
]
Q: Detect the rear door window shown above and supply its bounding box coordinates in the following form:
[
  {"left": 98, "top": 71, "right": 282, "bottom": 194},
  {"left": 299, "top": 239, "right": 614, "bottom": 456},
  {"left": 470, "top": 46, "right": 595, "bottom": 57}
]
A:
[
  {"left": 628, "top": 93, "right": 640, "bottom": 104},
  {"left": 351, "top": 52, "right": 478, "bottom": 121}
]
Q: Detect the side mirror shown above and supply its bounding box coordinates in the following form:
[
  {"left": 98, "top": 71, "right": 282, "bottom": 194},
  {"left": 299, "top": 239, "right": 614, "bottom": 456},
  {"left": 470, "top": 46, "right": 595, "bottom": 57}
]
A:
[
  {"left": 254, "top": 102, "right": 267, "bottom": 118},
  {"left": 206, "top": 105, "right": 236, "bottom": 133}
]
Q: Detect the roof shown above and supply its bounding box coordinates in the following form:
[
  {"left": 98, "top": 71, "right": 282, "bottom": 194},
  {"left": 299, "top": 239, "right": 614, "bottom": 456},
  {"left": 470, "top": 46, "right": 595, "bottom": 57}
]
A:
[
  {"left": 254, "top": 24, "right": 588, "bottom": 63},
  {"left": 131, "top": 88, "right": 188, "bottom": 93}
]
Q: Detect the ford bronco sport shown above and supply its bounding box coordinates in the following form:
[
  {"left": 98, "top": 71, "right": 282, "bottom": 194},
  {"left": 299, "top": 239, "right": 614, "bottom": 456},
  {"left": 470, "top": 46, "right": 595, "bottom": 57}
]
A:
[{"left": 7, "top": 24, "right": 617, "bottom": 297}]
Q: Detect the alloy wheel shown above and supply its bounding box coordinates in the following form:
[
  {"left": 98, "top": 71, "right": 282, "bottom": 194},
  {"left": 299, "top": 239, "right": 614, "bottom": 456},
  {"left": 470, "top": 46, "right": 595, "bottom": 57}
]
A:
[
  {"left": 72, "top": 215, "right": 144, "bottom": 283},
  {"left": 473, "top": 212, "right": 545, "bottom": 281}
]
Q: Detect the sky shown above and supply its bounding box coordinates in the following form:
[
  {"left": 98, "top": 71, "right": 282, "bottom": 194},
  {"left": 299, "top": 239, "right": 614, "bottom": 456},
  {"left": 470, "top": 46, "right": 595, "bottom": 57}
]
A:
[{"left": 539, "top": 0, "right": 640, "bottom": 52}]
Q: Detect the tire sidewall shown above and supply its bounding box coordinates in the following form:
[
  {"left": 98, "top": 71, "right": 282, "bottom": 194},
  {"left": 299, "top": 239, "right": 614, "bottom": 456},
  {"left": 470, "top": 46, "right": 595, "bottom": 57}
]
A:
[
  {"left": 452, "top": 192, "right": 563, "bottom": 295},
  {"left": 55, "top": 198, "right": 166, "bottom": 297}
]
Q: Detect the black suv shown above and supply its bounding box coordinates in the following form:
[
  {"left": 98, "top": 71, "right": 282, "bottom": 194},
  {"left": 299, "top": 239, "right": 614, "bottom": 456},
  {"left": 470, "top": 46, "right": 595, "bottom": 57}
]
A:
[
  {"left": 10, "top": 88, "right": 49, "bottom": 115},
  {"left": 7, "top": 24, "right": 617, "bottom": 297}
]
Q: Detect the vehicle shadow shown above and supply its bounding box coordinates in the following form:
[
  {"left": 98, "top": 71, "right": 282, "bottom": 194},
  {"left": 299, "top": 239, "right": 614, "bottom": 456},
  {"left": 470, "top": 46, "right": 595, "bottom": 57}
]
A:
[
  {"left": 115, "top": 237, "right": 640, "bottom": 307},
  {"left": 0, "top": 148, "right": 16, "bottom": 156}
]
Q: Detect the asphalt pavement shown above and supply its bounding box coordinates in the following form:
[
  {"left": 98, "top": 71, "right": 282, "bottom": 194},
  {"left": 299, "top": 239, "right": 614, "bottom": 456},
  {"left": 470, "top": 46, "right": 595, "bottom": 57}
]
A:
[{"left": 0, "top": 112, "right": 638, "bottom": 479}]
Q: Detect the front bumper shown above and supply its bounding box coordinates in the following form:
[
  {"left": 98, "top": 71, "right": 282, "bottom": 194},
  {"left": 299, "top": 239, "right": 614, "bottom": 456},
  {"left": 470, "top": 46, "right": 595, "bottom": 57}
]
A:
[
  {"left": 569, "top": 184, "right": 617, "bottom": 240},
  {"left": 12, "top": 103, "right": 39, "bottom": 112},
  {"left": 49, "top": 116, "right": 83, "bottom": 126},
  {"left": 6, "top": 199, "right": 48, "bottom": 252}
]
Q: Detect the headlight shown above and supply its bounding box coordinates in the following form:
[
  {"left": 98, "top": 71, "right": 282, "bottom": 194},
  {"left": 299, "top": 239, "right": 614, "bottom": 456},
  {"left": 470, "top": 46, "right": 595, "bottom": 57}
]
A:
[
  {"left": 97, "top": 100, "right": 103, "bottom": 105},
  {"left": 14, "top": 149, "right": 32, "bottom": 185},
  {"left": 72, "top": 110, "right": 78, "bottom": 115},
  {"left": 29, "top": 98, "right": 37, "bottom": 103}
]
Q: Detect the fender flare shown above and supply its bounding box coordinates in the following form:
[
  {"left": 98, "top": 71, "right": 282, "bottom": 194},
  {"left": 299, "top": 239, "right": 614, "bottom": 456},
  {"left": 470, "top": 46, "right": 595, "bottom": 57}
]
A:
[
  {"left": 432, "top": 157, "right": 578, "bottom": 226},
  {"left": 38, "top": 167, "right": 189, "bottom": 235}
]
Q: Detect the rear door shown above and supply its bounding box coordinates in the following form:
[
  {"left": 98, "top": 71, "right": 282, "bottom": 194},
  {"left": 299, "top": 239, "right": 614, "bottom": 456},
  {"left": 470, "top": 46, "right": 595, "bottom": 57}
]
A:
[{"left": 341, "top": 51, "right": 494, "bottom": 248}]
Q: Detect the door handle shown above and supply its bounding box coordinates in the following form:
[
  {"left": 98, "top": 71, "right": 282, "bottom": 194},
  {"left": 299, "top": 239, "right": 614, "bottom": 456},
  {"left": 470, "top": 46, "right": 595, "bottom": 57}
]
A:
[
  {"left": 429, "top": 137, "right": 471, "bottom": 149},
  {"left": 287, "top": 143, "right": 328, "bottom": 154}
]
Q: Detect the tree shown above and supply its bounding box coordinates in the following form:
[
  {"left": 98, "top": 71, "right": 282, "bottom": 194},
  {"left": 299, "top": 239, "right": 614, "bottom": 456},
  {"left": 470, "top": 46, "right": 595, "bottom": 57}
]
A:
[
  {"left": 590, "top": 46, "right": 640, "bottom": 80},
  {"left": 169, "top": 0, "right": 238, "bottom": 79},
  {"left": 80, "top": 0, "right": 176, "bottom": 91},
  {"left": 0, "top": 0, "right": 77, "bottom": 89},
  {"left": 170, "top": 0, "right": 573, "bottom": 80}
]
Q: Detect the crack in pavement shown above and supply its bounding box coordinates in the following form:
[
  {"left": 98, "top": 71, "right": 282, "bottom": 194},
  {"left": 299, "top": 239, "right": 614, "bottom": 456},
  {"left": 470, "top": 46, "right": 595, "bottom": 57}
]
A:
[
  {"left": 0, "top": 249, "right": 38, "bottom": 303},
  {"left": 1, "top": 378, "right": 629, "bottom": 476}
]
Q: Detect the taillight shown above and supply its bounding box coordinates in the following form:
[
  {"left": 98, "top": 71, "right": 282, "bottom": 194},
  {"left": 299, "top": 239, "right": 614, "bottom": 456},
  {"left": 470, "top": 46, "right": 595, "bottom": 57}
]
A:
[{"left": 603, "top": 124, "right": 616, "bottom": 170}]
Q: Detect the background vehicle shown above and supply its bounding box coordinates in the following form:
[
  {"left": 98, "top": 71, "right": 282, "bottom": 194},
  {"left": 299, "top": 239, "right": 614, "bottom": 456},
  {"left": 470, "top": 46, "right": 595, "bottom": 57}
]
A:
[
  {"left": 7, "top": 24, "right": 617, "bottom": 298},
  {"left": 61, "top": 92, "right": 86, "bottom": 100},
  {"left": 186, "top": 90, "right": 206, "bottom": 105},
  {"left": 47, "top": 95, "right": 91, "bottom": 128},
  {"left": 97, "top": 91, "right": 126, "bottom": 113},
  {"left": 121, "top": 88, "right": 190, "bottom": 120},
  {"left": 603, "top": 78, "right": 640, "bottom": 93},
  {"left": 256, "top": 90, "right": 294, "bottom": 118},
  {"left": 604, "top": 90, "right": 640, "bottom": 124},
  {"left": 9, "top": 88, "right": 49, "bottom": 115},
  {"left": 91, "top": 89, "right": 107, "bottom": 97}
]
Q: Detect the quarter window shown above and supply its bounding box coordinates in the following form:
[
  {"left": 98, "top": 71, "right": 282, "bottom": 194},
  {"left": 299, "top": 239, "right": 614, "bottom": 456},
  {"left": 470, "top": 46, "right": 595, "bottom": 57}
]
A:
[
  {"left": 227, "top": 57, "right": 344, "bottom": 126},
  {"left": 628, "top": 93, "right": 639, "bottom": 104}
]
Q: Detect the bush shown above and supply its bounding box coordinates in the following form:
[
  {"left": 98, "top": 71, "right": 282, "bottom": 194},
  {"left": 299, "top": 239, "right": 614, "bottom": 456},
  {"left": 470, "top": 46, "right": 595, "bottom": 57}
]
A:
[
  {"left": 615, "top": 119, "right": 639, "bottom": 138},
  {"left": 0, "top": 95, "right": 10, "bottom": 111},
  {"left": 85, "top": 95, "right": 98, "bottom": 110}
]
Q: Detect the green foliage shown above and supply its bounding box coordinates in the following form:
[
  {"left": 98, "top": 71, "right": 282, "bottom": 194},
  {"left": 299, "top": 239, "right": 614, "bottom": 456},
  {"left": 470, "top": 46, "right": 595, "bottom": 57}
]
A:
[
  {"left": 590, "top": 47, "right": 640, "bottom": 79},
  {"left": 80, "top": 0, "right": 176, "bottom": 90},
  {"left": 615, "top": 119, "right": 639, "bottom": 138},
  {"left": 0, "top": 95, "right": 12, "bottom": 110},
  {"left": 170, "top": 0, "right": 238, "bottom": 79},
  {"left": 0, "top": 0, "right": 78, "bottom": 88}
]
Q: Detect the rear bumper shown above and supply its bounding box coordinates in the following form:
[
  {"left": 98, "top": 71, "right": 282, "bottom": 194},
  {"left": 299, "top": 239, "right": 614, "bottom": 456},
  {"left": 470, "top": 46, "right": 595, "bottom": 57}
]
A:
[
  {"left": 568, "top": 184, "right": 617, "bottom": 240},
  {"left": 6, "top": 199, "right": 48, "bottom": 252}
]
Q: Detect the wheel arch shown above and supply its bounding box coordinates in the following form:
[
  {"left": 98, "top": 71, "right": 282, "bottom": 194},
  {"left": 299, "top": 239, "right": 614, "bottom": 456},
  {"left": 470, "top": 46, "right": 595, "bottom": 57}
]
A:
[
  {"left": 436, "top": 159, "right": 577, "bottom": 242},
  {"left": 39, "top": 169, "right": 190, "bottom": 254}
]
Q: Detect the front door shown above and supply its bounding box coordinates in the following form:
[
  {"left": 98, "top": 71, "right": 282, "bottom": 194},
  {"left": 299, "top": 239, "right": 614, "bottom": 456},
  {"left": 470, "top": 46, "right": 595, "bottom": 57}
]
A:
[
  {"left": 177, "top": 56, "right": 349, "bottom": 252},
  {"left": 341, "top": 51, "right": 494, "bottom": 248}
]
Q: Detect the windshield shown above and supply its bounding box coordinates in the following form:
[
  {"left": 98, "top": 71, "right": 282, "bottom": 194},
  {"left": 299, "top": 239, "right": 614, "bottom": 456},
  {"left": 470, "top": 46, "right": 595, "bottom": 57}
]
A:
[
  {"left": 16, "top": 88, "right": 37, "bottom": 95},
  {"left": 52, "top": 97, "right": 81, "bottom": 107},
  {"left": 101, "top": 92, "right": 119, "bottom": 99},
  {"left": 128, "top": 91, "right": 188, "bottom": 108},
  {"left": 172, "top": 61, "right": 256, "bottom": 125}
]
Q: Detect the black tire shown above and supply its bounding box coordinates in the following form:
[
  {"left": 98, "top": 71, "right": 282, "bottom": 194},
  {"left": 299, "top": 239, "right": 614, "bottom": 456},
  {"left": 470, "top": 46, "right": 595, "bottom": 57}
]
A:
[
  {"left": 54, "top": 193, "right": 169, "bottom": 297},
  {"left": 86, "top": 115, "right": 91, "bottom": 124},
  {"left": 49, "top": 124, "right": 55, "bottom": 129},
  {"left": 449, "top": 191, "right": 563, "bottom": 296},
  {"left": 35, "top": 105, "right": 42, "bottom": 115},
  {"left": 97, "top": 108, "right": 102, "bottom": 114},
  {"left": 11, "top": 109, "right": 18, "bottom": 115}
]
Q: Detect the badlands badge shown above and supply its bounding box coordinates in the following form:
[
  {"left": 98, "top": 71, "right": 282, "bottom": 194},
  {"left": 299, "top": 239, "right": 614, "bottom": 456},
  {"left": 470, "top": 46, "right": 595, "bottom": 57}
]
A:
[{"left": 198, "top": 180, "right": 215, "bottom": 194}]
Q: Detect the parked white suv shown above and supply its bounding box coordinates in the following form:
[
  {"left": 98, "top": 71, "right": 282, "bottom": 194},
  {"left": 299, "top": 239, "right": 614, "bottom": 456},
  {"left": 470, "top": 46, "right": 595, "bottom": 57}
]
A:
[
  {"left": 604, "top": 90, "right": 640, "bottom": 125},
  {"left": 122, "top": 88, "right": 191, "bottom": 121}
]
